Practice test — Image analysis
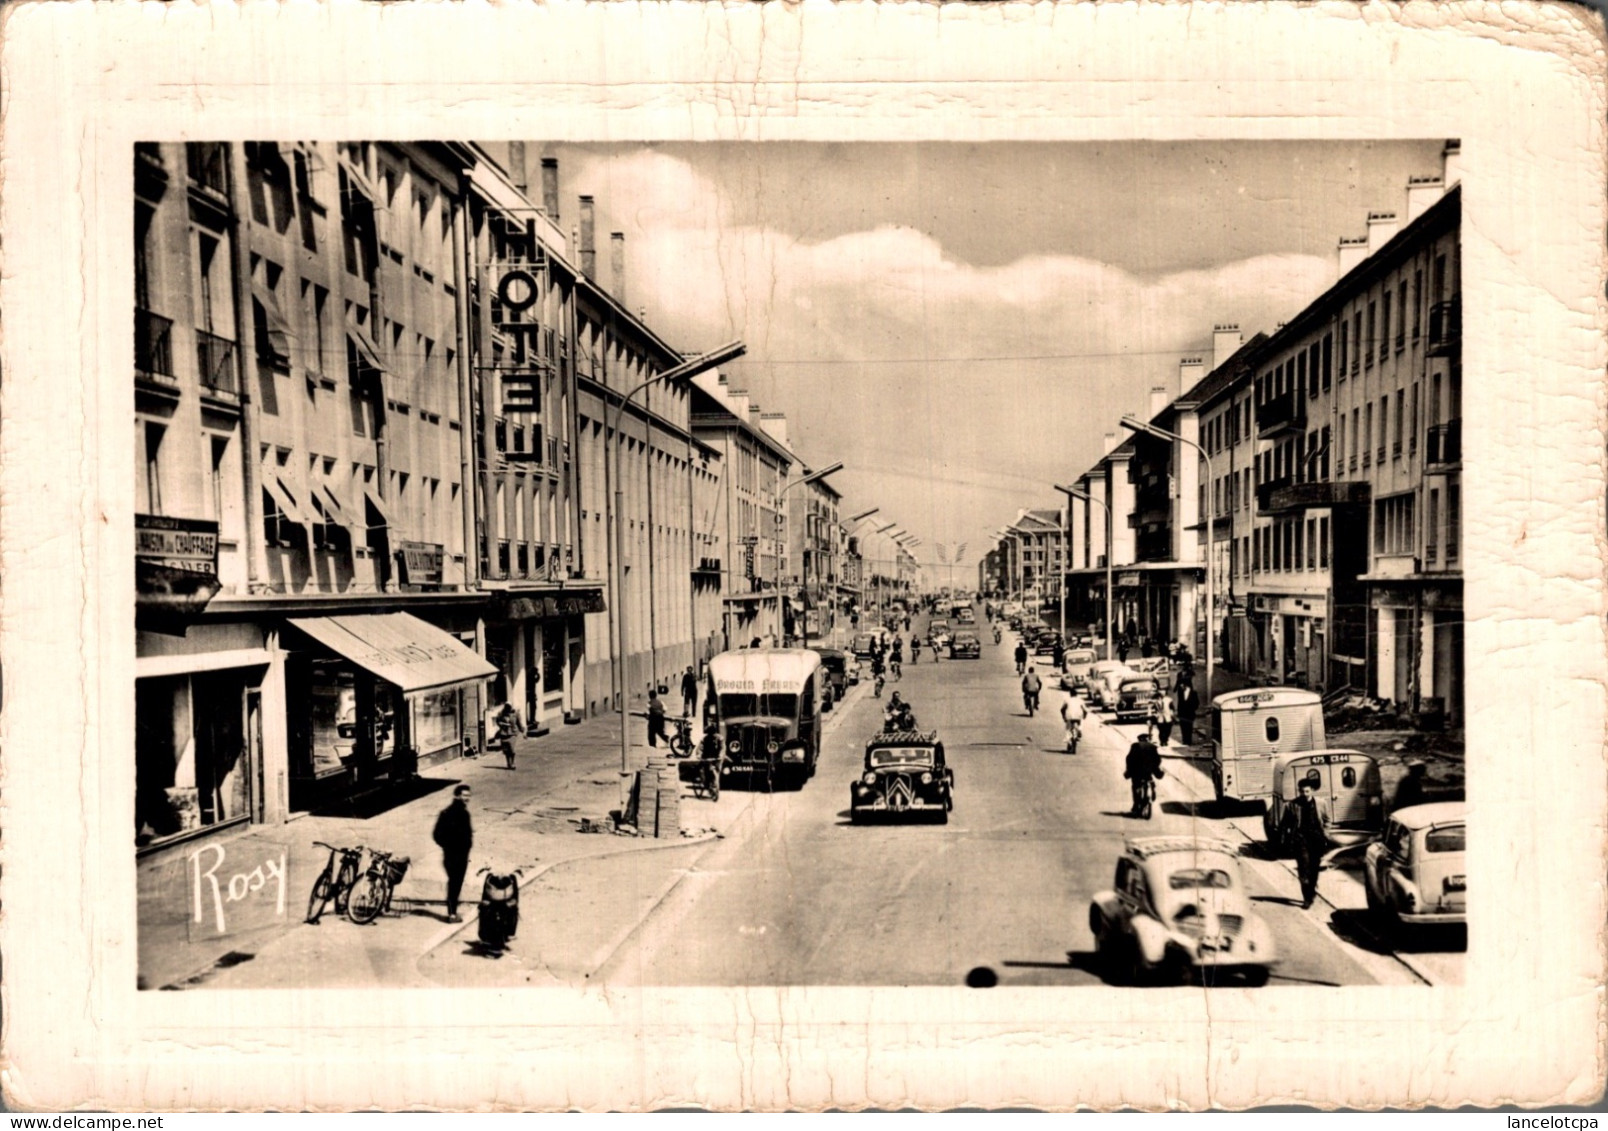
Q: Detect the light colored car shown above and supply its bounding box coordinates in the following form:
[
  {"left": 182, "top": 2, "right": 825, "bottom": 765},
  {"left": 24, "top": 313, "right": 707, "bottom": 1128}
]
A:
[
  {"left": 1059, "top": 648, "right": 1098, "bottom": 691},
  {"left": 1089, "top": 836, "right": 1279, "bottom": 985},
  {"left": 929, "top": 620, "right": 953, "bottom": 649},
  {"left": 1088, "top": 662, "right": 1133, "bottom": 710},
  {"left": 1364, "top": 801, "right": 1466, "bottom": 930}
]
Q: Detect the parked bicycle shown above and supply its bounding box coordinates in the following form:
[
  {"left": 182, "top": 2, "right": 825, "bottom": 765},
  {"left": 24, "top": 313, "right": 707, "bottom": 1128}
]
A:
[
  {"left": 306, "top": 842, "right": 365, "bottom": 924},
  {"left": 345, "top": 848, "right": 411, "bottom": 925}
]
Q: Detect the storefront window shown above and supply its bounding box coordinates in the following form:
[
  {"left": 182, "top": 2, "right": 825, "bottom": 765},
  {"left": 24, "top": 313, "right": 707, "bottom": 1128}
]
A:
[
  {"left": 136, "top": 669, "right": 255, "bottom": 847},
  {"left": 307, "top": 660, "right": 357, "bottom": 778},
  {"left": 542, "top": 627, "right": 564, "bottom": 694},
  {"left": 415, "top": 688, "right": 461, "bottom": 756}
]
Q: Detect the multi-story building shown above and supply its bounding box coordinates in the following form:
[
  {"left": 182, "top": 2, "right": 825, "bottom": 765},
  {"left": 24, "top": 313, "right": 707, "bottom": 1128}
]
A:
[
  {"left": 787, "top": 472, "right": 841, "bottom": 644},
  {"left": 1250, "top": 178, "right": 1462, "bottom": 715},
  {"left": 133, "top": 141, "right": 753, "bottom": 984},
  {"left": 1190, "top": 335, "right": 1271, "bottom": 672},
  {"left": 690, "top": 374, "right": 794, "bottom": 647}
]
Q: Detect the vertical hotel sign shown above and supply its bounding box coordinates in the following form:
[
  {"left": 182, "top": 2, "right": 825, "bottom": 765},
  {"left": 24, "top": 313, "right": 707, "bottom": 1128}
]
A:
[{"left": 136, "top": 514, "right": 222, "bottom": 634}]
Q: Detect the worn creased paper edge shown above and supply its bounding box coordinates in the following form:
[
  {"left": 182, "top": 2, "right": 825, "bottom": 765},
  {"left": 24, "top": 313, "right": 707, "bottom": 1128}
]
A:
[{"left": 0, "top": 0, "right": 1604, "bottom": 1112}]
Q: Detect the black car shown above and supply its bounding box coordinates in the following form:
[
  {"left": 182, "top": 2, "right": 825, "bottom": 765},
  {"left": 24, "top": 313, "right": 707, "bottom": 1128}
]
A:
[
  {"left": 850, "top": 731, "right": 953, "bottom": 823},
  {"left": 950, "top": 631, "right": 982, "bottom": 659},
  {"left": 811, "top": 647, "right": 851, "bottom": 704}
]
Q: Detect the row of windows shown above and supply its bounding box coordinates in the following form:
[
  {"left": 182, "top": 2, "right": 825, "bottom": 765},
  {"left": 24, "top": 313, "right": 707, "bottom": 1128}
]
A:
[{"left": 1247, "top": 517, "right": 1331, "bottom": 575}]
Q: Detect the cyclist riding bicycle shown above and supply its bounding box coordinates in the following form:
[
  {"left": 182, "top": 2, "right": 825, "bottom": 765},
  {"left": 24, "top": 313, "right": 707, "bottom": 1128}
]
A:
[
  {"left": 1060, "top": 690, "right": 1087, "bottom": 749},
  {"left": 1124, "top": 732, "right": 1164, "bottom": 817},
  {"left": 1021, "top": 666, "right": 1043, "bottom": 716}
]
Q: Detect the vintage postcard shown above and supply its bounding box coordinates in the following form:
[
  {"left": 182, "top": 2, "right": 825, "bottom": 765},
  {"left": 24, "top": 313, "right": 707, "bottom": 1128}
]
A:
[{"left": 1, "top": 0, "right": 1603, "bottom": 1112}]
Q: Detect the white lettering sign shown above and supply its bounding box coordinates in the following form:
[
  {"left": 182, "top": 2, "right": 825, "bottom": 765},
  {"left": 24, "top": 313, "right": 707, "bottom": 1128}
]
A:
[{"left": 189, "top": 843, "right": 287, "bottom": 934}]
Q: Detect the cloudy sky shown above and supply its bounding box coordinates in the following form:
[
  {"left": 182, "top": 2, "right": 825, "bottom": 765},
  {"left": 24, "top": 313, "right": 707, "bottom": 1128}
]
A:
[{"left": 528, "top": 140, "right": 1445, "bottom": 575}]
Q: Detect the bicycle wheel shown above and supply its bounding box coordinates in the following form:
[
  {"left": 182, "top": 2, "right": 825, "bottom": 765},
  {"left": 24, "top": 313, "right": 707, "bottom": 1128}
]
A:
[
  {"left": 670, "top": 730, "right": 692, "bottom": 758},
  {"left": 333, "top": 858, "right": 360, "bottom": 915},
  {"left": 305, "top": 864, "right": 335, "bottom": 923},
  {"left": 346, "top": 875, "right": 388, "bottom": 924}
]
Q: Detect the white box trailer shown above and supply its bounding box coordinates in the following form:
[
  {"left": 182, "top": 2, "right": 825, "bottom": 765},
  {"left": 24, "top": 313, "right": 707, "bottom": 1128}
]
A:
[{"left": 1210, "top": 687, "right": 1327, "bottom": 803}]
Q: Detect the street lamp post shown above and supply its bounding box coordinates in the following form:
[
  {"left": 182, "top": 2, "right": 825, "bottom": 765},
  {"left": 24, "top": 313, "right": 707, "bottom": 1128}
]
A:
[
  {"left": 608, "top": 341, "right": 744, "bottom": 802},
  {"left": 775, "top": 462, "right": 844, "bottom": 647},
  {"left": 1062, "top": 485, "right": 1113, "bottom": 661},
  {"left": 1121, "top": 414, "right": 1213, "bottom": 703}
]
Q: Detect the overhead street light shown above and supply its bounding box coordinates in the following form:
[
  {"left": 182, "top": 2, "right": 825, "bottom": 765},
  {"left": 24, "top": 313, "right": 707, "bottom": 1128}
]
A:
[
  {"left": 849, "top": 507, "right": 880, "bottom": 523},
  {"left": 1058, "top": 483, "right": 1114, "bottom": 660},
  {"left": 1121, "top": 413, "right": 1213, "bottom": 703},
  {"left": 607, "top": 340, "right": 746, "bottom": 804}
]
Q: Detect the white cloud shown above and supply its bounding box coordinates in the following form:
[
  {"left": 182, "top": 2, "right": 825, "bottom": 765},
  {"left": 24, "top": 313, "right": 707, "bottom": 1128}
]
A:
[{"left": 567, "top": 149, "right": 1339, "bottom": 549}]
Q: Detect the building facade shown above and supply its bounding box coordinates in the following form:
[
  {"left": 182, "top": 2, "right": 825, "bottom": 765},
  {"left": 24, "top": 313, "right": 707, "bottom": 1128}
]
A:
[{"left": 690, "top": 375, "right": 794, "bottom": 648}]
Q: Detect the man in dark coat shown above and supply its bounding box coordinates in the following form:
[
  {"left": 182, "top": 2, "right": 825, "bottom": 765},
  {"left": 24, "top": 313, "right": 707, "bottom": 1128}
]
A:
[
  {"left": 680, "top": 666, "right": 698, "bottom": 720},
  {"left": 1052, "top": 639, "right": 1066, "bottom": 673},
  {"left": 1123, "top": 733, "right": 1163, "bottom": 816},
  {"left": 1279, "top": 777, "right": 1331, "bottom": 908},
  {"left": 1014, "top": 641, "right": 1029, "bottom": 676},
  {"left": 1175, "top": 681, "right": 1200, "bottom": 745},
  {"left": 432, "top": 784, "right": 474, "bottom": 922}
]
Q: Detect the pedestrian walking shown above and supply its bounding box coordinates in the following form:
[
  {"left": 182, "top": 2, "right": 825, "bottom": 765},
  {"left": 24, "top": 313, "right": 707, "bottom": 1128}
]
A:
[
  {"left": 680, "top": 666, "right": 698, "bottom": 720},
  {"left": 1052, "top": 639, "right": 1065, "bottom": 673},
  {"left": 1141, "top": 638, "right": 1154, "bottom": 660},
  {"left": 432, "top": 784, "right": 473, "bottom": 923},
  {"left": 1391, "top": 760, "right": 1429, "bottom": 814},
  {"left": 1278, "top": 778, "right": 1331, "bottom": 908},
  {"left": 1175, "top": 681, "right": 1200, "bottom": 745},
  {"left": 494, "top": 702, "right": 520, "bottom": 770},
  {"left": 1153, "top": 694, "right": 1175, "bottom": 748},
  {"left": 646, "top": 690, "right": 667, "bottom": 748},
  {"left": 1014, "top": 641, "right": 1028, "bottom": 676},
  {"left": 1117, "top": 637, "right": 1130, "bottom": 664}
]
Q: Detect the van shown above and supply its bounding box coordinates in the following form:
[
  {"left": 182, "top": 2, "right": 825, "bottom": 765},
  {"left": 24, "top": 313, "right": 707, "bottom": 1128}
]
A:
[
  {"left": 1209, "top": 687, "right": 1326, "bottom": 803},
  {"left": 1263, "top": 749, "right": 1384, "bottom": 850},
  {"left": 706, "top": 649, "right": 825, "bottom": 790}
]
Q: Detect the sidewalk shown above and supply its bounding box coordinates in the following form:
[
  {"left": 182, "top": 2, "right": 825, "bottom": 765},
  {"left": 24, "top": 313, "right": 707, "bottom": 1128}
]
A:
[{"left": 160, "top": 711, "right": 715, "bottom": 990}]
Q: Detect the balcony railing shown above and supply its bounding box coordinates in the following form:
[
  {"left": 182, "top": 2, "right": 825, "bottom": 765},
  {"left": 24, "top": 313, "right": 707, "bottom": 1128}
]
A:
[
  {"left": 135, "top": 308, "right": 175, "bottom": 383},
  {"left": 1427, "top": 298, "right": 1460, "bottom": 357},
  {"left": 195, "top": 329, "right": 238, "bottom": 398},
  {"left": 1426, "top": 420, "right": 1462, "bottom": 466},
  {"left": 1255, "top": 476, "right": 1293, "bottom": 513},
  {"left": 1255, "top": 391, "right": 1305, "bottom": 438}
]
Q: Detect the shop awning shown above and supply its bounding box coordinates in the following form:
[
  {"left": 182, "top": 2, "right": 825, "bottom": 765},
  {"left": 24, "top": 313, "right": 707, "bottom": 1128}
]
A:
[{"left": 288, "top": 612, "right": 497, "bottom": 697}]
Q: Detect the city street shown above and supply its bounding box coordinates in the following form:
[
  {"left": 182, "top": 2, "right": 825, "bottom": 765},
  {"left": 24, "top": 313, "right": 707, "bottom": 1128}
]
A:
[{"left": 419, "top": 612, "right": 1462, "bottom": 988}]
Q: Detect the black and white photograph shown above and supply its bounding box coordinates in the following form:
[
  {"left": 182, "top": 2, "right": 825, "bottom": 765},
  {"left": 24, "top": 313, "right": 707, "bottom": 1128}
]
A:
[
  {"left": 4, "top": 0, "right": 1605, "bottom": 1113},
  {"left": 131, "top": 137, "right": 1466, "bottom": 993}
]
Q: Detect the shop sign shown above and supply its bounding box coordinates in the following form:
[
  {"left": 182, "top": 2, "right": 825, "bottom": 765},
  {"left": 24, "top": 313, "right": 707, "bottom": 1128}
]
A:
[
  {"left": 136, "top": 514, "right": 222, "bottom": 633},
  {"left": 137, "top": 514, "right": 219, "bottom": 571},
  {"left": 1117, "top": 571, "right": 1141, "bottom": 588},
  {"left": 400, "top": 541, "right": 444, "bottom": 585}
]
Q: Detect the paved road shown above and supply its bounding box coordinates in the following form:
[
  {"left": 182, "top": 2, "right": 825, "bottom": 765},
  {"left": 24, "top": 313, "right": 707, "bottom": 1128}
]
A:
[{"left": 585, "top": 612, "right": 1455, "bottom": 987}]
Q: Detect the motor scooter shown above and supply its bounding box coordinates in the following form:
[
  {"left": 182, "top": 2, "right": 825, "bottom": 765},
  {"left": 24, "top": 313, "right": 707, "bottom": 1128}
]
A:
[{"left": 475, "top": 865, "right": 524, "bottom": 955}]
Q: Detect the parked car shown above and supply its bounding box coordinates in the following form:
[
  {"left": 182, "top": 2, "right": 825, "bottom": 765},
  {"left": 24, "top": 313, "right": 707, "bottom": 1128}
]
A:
[
  {"left": 1089, "top": 662, "right": 1134, "bottom": 711},
  {"left": 1008, "top": 615, "right": 1024, "bottom": 632},
  {"left": 1114, "top": 676, "right": 1163, "bottom": 723},
  {"left": 1089, "top": 836, "right": 1278, "bottom": 985},
  {"left": 929, "top": 620, "right": 953, "bottom": 649},
  {"left": 950, "top": 631, "right": 982, "bottom": 659},
  {"left": 850, "top": 633, "right": 880, "bottom": 661},
  {"left": 1263, "top": 750, "right": 1384, "bottom": 852},
  {"left": 1363, "top": 801, "right": 1466, "bottom": 931},
  {"left": 849, "top": 731, "right": 953, "bottom": 824},
  {"left": 811, "top": 647, "right": 852, "bottom": 708},
  {"left": 1033, "top": 634, "right": 1061, "bottom": 660},
  {"left": 1059, "top": 648, "right": 1098, "bottom": 691}
]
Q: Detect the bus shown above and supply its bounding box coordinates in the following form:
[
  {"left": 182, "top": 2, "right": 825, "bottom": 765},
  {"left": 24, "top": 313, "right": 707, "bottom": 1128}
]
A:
[{"left": 705, "top": 649, "right": 826, "bottom": 791}]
